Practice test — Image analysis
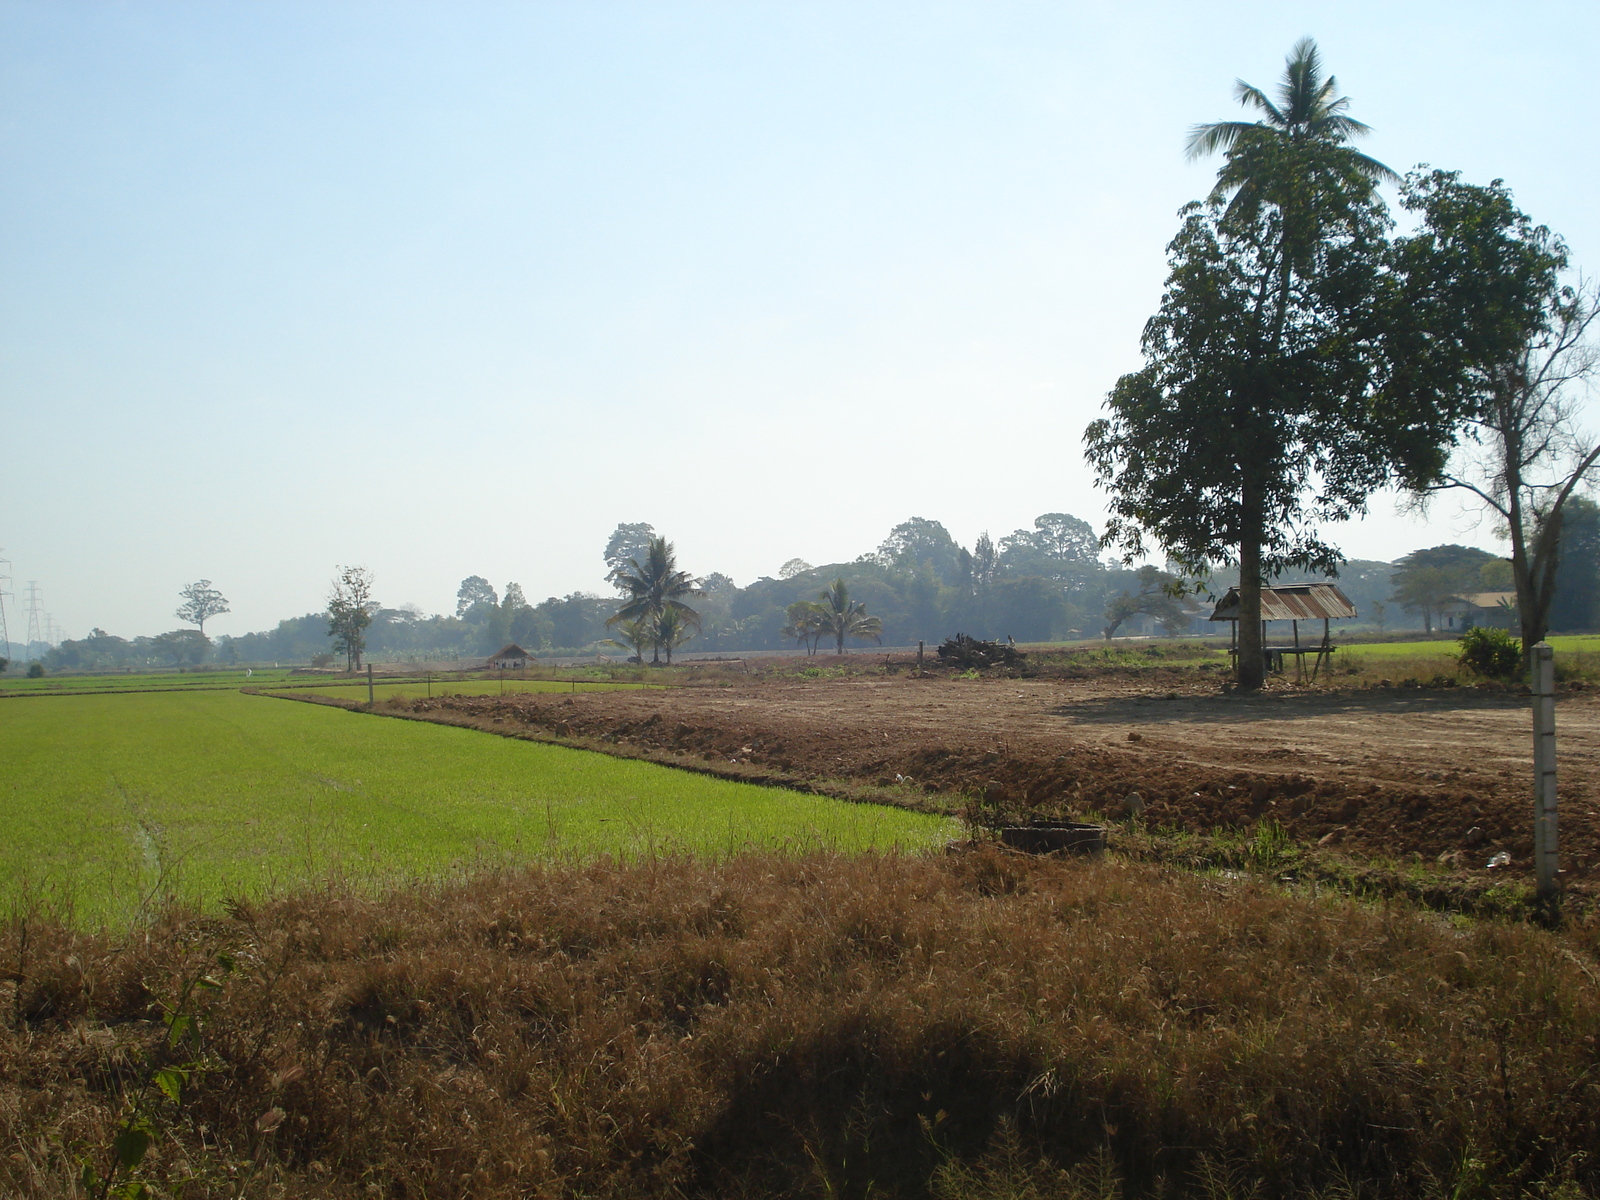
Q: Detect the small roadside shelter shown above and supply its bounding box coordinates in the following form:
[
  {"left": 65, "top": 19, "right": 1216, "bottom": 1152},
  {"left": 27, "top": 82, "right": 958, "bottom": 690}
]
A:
[
  {"left": 1208, "top": 583, "right": 1357, "bottom": 680},
  {"left": 487, "top": 643, "right": 534, "bottom": 670}
]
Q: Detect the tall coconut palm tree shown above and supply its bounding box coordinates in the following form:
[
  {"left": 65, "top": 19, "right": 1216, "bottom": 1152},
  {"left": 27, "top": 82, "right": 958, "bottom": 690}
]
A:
[
  {"left": 652, "top": 605, "right": 700, "bottom": 665},
  {"left": 1185, "top": 37, "right": 1397, "bottom": 228},
  {"left": 818, "top": 578, "right": 883, "bottom": 656},
  {"left": 782, "top": 600, "right": 829, "bottom": 655},
  {"left": 606, "top": 535, "right": 702, "bottom": 665},
  {"left": 1173, "top": 39, "right": 1396, "bottom": 691}
]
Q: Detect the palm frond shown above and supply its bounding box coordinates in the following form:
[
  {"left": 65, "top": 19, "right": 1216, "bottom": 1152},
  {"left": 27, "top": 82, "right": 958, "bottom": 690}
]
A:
[
  {"left": 1279, "top": 37, "right": 1323, "bottom": 118},
  {"left": 1345, "top": 147, "right": 1400, "bottom": 184},
  {"left": 1185, "top": 119, "right": 1262, "bottom": 160},
  {"left": 1231, "top": 81, "right": 1284, "bottom": 126}
]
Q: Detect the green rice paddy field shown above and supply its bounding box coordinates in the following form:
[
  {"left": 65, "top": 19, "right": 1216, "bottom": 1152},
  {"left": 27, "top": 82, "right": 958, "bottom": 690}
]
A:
[
  {"left": 1346, "top": 633, "right": 1600, "bottom": 655},
  {"left": 1, "top": 690, "right": 955, "bottom": 925}
]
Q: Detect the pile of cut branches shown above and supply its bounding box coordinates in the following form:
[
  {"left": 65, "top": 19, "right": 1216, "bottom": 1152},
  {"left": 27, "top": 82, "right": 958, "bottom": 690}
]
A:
[{"left": 936, "top": 632, "right": 1024, "bottom": 668}]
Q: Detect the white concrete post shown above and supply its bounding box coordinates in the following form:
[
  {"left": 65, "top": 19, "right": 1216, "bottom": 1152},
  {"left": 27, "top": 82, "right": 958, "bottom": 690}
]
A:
[{"left": 1532, "top": 642, "right": 1558, "bottom": 898}]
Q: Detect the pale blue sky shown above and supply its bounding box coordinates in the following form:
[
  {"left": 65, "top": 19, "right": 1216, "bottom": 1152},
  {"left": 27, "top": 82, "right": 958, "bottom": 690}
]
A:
[{"left": 3, "top": 1, "right": 1597, "bottom": 639}]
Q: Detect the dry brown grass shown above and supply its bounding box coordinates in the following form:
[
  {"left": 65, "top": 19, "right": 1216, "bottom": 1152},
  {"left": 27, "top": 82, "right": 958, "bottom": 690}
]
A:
[{"left": 3, "top": 851, "right": 1598, "bottom": 1199}]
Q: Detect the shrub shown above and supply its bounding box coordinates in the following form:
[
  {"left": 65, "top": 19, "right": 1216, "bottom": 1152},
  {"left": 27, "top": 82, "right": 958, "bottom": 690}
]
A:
[
  {"left": 25, "top": 661, "right": 43, "bottom": 678},
  {"left": 1457, "top": 626, "right": 1521, "bottom": 677}
]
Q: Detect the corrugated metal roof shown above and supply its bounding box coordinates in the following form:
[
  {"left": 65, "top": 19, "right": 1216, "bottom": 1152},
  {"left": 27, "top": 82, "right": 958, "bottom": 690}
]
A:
[{"left": 1208, "top": 583, "right": 1358, "bottom": 622}]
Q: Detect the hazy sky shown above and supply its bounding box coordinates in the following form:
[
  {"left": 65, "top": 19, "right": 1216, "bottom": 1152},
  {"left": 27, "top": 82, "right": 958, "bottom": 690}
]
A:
[{"left": 3, "top": 1, "right": 1597, "bottom": 641}]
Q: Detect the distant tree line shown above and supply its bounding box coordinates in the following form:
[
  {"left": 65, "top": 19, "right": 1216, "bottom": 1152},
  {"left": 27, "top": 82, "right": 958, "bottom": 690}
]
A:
[{"left": 34, "top": 503, "right": 1600, "bottom": 673}]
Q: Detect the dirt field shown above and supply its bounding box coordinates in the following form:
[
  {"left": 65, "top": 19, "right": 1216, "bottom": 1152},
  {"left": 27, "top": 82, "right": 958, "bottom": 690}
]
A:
[{"left": 341, "top": 667, "right": 1600, "bottom": 891}]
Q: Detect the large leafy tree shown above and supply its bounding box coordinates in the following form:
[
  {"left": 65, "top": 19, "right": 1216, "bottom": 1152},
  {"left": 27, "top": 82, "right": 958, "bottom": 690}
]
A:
[
  {"left": 1390, "top": 545, "right": 1498, "bottom": 632},
  {"left": 1087, "top": 41, "right": 1461, "bottom": 690},
  {"left": 151, "top": 628, "right": 211, "bottom": 667},
  {"left": 818, "top": 578, "right": 883, "bottom": 655},
  {"left": 603, "top": 523, "right": 657, "bottom": 592},
  {"left": 175, "top": 579, "right": 229, "bottom": 636},
  {"left": 997, "top": 513, "right": 1100, "bottom": 579},
  {"left": 877, "top": 518, "right": 964, "bottom": 587},
  {"left": 607, "top": 535, "right": 702, "bottom": 665},
  {"left": 327, "top": 565, "right": 375, "bottom": 671},
  {"left": 1103, "top": 566, "right": 1189, "bottom": 639},
  {"left": 455, "top": 576, "right": 498, "bottom": 619},
  {"left": 1396, "top": 174, "right": 1595, "bottom": 658}
]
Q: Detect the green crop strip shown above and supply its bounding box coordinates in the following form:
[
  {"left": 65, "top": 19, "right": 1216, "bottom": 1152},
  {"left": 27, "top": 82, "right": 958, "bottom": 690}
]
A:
[{"left": 2, "top": 690, "right": 955, "bottom": 926}]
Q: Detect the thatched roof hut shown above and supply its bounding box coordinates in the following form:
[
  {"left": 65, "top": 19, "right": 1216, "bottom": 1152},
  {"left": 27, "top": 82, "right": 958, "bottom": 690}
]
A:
[{"left": 487, "top": 643, "right": 534, "bottom": 669}]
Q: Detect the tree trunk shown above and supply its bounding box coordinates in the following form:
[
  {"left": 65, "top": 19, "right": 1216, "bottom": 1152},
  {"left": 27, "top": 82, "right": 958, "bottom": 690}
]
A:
[
  {"left": 1517, "top": 508, "right": 1563, "bottom": 674},
  {"left": 1237, "top": 486, "right": 1266, "bottom": 691},
  {"left": 1502, "top": 422, "right": 1558, "bottom": 677}
]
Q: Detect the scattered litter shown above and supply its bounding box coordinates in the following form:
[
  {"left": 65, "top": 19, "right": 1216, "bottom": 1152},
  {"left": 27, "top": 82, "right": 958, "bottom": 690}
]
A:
[{"left": 1487, "top": 850, "right": 1511, "bottom": 870}]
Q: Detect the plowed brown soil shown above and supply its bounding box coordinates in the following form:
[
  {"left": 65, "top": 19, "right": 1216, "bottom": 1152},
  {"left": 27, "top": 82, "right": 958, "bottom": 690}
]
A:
[{"left": 350, "top": 669, "right": 1600, "bottom": 889}]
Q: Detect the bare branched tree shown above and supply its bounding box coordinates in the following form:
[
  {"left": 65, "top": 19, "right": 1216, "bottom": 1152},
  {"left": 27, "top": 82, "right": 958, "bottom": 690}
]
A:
[{"left": 1428, "top": 282, "right": 1600, "bottom": 656}]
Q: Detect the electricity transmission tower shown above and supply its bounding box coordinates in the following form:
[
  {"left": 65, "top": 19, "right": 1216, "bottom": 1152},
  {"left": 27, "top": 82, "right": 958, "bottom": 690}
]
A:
[
  {"left": 24, "top": 582, "right": 43, "bottom": 659},
  {"left": 0, "top": 551, "right": 11, "bottom": 658}
]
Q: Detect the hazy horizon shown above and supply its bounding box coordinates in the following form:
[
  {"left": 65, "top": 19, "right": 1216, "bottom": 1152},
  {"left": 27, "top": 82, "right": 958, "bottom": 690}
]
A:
[{"left": 4, "top": 1, "right": 1595, "bottom": 642}]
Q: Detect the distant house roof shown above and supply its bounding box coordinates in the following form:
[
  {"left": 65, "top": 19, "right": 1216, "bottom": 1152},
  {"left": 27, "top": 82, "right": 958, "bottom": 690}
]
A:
[
  {"left": 1454, "top": 592, "right": 1517, "bottom": 610},
  {"left": 488, "top": 643, "right": 533, "bottom": 662},
  {"left": 1208, "top": 583, "right": 1358, "bottom": 622}
]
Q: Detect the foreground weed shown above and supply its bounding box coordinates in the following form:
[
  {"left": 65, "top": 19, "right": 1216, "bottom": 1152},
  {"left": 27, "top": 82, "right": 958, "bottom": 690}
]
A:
[
  {"left": 1245, "top": 818, "right": 1297, "bottom": 873},
  {"left": 81, "top": 948, "right": 236, "bottom": 1200}
]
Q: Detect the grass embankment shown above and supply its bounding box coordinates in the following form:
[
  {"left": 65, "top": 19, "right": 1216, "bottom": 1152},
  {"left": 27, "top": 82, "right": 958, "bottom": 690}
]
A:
[
  {"left": 988, "top": 636, "right": 1600, "bottom": 689},
  {"left": 1336, "top": 635, "right": 1600, "bottom": 688},
  {"left": 0, "top": 668, "right": 297, "bottom": 696},
  {"left": 0, "top": 691, "right": 953, "bottom": 924},
  {"left": 5, "top": 851, "right": 1597, "bottom": 1199},
  {"left": 294, "top": 678, "right": 649, "bottom": 702}
]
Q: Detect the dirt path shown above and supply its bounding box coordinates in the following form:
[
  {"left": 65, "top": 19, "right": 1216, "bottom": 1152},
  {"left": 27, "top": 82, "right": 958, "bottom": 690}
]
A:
[{"left": 371, "top": 674, "right": 1600, "bottom": 888}]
